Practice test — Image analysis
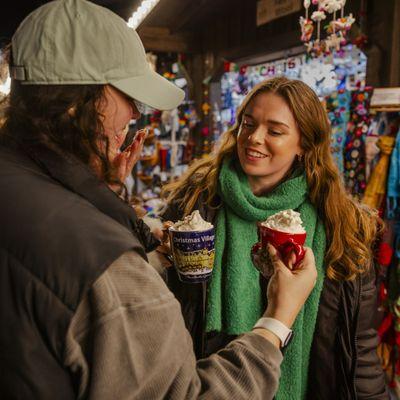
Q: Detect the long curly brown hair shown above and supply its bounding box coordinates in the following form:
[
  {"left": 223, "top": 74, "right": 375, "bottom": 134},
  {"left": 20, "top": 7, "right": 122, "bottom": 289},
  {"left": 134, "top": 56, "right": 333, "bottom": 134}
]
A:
[
  {"left": 163, "top": 77, "right": 383, "bottom": 281},
  {"left": 0, "top": 48, "right": 122, "bottom": 190}
]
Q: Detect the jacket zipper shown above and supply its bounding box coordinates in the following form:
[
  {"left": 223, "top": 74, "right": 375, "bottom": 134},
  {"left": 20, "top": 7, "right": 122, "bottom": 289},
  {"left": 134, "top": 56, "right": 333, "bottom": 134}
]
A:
[
  {"left": 351, "top": 275, "right": 362, "bottom": 399},
  {"left": 201, "top": 281, "right": 207, "bottom": 358}
]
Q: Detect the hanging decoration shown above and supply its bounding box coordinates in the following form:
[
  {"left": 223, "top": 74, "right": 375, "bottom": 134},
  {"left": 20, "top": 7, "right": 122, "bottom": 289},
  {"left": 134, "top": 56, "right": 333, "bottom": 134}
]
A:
[
  {"left": 363, "top": 135, "right": 396, "bottom": 209},
  {"left": 325, "top": 89, "right": 351, "bottom": 173},
  {"left": 300, "top": 0, "right": 355, "bottom": 57},
  {"left": 343, "top": 87, "right": 373, "bottom": 199}
]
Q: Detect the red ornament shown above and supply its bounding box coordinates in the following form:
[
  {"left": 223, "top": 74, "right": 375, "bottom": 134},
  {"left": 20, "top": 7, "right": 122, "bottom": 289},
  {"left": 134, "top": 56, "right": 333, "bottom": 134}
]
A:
[
  {"left": 379, "top": 282, "right": 388, "bottom": 302},
  {"left": 377, "top": 242, "right": 393, "bottom": 266},
  {"left": 202, "top": 126, "right": 210, "bottom": 136},
  {"left": 378, "top": 313, "right": 393, "bottom": 339}
]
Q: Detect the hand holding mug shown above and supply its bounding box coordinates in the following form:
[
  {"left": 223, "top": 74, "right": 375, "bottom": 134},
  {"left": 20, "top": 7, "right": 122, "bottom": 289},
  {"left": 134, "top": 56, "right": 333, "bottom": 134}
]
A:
[
  {"left": 264, "top": 244, "right": 317, "bottom": 328},
  {"left": 155, "top": 221, "right": 174, "bottom": 267}
]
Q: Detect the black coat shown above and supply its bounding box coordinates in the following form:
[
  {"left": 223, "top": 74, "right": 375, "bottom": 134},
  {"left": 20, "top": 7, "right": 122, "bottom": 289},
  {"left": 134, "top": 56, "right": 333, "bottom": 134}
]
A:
[
  {"left": 162, "top": 195, "right": 388, "bottom": 399},
  {"left": 0, "top": 145, "right": 146, "bottom": 398}
]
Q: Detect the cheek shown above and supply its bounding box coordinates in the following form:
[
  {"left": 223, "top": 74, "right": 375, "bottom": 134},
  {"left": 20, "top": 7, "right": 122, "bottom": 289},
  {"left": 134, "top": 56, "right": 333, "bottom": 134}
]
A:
[
  {"left": 270, "top": 135, "right": 301, "bottom": 155},
  {"left": 237, "top": 131, "right": 248, "bottom": 150},
  {"left": 101, "top": 106, "right": 131, "bottom": 138}
]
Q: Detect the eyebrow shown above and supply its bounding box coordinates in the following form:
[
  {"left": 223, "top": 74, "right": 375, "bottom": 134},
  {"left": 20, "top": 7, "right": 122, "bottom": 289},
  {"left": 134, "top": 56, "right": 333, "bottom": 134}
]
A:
[{"left": 243, "top": 113, "right": 290, "bottom": 129}]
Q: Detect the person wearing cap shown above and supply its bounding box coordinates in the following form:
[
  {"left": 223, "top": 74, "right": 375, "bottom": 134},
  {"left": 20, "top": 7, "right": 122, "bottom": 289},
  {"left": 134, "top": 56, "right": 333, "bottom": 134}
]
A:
[{"left": 0, "top": 0, "right": 318, "bottom": 399}]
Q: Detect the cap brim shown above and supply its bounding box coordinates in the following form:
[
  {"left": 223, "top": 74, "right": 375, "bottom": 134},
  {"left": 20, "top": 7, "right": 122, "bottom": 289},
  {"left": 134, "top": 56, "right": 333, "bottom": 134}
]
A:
[{"left": 110, "top": 69, "right": 185, "bottom": 111}]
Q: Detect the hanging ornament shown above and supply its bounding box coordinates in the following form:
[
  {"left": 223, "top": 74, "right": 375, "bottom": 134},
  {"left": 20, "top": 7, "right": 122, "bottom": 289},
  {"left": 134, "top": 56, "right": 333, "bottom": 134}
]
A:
[
  {"left": 202, "top": 102, "right": 210, "bottom": 115},
  {"left": 304, "top": 0, "right": 311, "bottom": 19},
  {"left": 300, "top": 16, "right": 314, "bottom": 42},
  {"left": 300, "top": 0, "right": 356, "bottom": 58},
  {"left": 223, "top": 61, "right": 231, "bottom": 73},
  {"left": 320, "top": 0, "right": 340, "bottom": 15},
  {"left": 325, "top": 33, "right": 342, "bottom": 51},
  {"left": 311, "top": 10, "right": 326, "bottom": 43},
  {"left": 340, "top": 0, "right": 346, "bottom": 18}
]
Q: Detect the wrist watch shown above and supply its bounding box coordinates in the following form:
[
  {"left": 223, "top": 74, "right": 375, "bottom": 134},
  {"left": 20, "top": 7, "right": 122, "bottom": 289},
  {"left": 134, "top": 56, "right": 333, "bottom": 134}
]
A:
[{"left": 253, "top": 317, "right": 294, "bottom": 348}]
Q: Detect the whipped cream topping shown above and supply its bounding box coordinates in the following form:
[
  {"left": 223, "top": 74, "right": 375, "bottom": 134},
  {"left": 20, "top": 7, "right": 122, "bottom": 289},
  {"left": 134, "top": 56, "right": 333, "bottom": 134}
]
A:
[
  {"left": 261, "top": 209, "right": 305, "bottom": 234},
  {"left": 172, "top": 210, "right": 213, "bottom": 232}
]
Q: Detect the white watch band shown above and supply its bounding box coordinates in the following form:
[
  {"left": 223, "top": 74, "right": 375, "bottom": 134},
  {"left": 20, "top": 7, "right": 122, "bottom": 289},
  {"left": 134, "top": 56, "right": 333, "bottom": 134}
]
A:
[{"left": 253, "top": 317, "right": 293, "bottom": 347}]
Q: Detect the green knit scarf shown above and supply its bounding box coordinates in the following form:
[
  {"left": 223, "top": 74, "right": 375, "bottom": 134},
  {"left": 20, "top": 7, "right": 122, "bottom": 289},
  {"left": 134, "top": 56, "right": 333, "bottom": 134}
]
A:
[{"left": 206, "top": 157, "right": 326, "bottom": 400}]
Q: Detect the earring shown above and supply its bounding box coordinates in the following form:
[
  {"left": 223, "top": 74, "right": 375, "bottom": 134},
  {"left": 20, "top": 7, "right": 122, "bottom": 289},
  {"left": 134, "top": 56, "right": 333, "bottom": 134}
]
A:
[
  {"left": 297, "top": 154, "right": 304, "bottom": 162},
  {"left": 67, "top": 106, "right": 76, "bottom": 117}
]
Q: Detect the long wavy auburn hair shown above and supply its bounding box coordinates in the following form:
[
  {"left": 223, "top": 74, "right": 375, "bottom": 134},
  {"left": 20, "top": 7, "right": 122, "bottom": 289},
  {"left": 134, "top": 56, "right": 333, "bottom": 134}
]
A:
[
  {"left": 0, "top": 47, "right": 123, "bottom": 191},
  {"left": 163, "top": 76, "right": 383, "bottom": 281}
]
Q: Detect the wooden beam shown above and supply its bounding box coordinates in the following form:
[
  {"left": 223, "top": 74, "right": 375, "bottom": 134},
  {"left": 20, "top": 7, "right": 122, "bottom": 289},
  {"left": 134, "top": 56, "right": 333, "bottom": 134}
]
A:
[
  {"left": 138, "top": 27, "right": 171, "bottom": 37},
  {"left": 219, "top": 30, "right": 302, "bottom": 63},
  {"left": 137, "top": 26, "right": 198, "bottom": 53},
  {"left": 168, "top": 0, "right": 207, "bottom": 34},
  {"left": 389, "top": 0, "right": 400, "bottom": 86}
]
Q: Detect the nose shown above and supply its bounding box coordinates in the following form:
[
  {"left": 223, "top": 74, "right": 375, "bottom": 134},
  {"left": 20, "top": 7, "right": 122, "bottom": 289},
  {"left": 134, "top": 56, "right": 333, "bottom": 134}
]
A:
[
  {"left": 130, "top": 99, "right": 141, "bottom": 120},
  {"left": 248, "top": 126, "right": 265, "bottom": 145}
]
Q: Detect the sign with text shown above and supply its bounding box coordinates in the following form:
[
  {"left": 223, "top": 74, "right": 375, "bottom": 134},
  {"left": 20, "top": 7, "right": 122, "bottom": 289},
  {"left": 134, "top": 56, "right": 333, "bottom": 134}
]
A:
[{"left": 257, "top": 0, "right": 301, "bottom": 26}]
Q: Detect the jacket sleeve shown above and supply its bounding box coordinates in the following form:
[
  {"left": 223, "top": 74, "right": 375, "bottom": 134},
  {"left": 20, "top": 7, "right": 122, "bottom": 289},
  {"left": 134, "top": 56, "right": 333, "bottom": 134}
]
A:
[
  {"left": 355, "top": 267, "right": 389, "bottom": 399},
  {"left": 64, "top": 251, "right": 282, "bottom": 400},
  {"left": 134, "top": 216, "right": 161, "bottom": 252}
]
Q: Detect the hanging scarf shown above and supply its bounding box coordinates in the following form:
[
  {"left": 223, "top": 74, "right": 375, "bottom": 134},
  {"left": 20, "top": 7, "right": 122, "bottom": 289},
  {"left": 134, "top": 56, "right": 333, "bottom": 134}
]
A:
[
  {"left": 326, "top": 90, "right": 351, "bottom": 174},
  {"left": 206, "top": 156, "right": 326, "bottom": 400},
  {"left": 387, "top": 128, "right": 400, "bottom": 219},
  {"left": 363, "top": 135, "right": 396, "bottom": 210}
]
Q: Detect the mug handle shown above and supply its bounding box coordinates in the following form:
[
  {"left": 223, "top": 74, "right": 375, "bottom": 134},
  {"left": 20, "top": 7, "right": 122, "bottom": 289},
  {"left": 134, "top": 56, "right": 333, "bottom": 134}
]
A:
[
  {"left": 282, "top": 239, "right": 305, "bottom": 269},
  {"left": 251, "top": 242, "right": 262, "bottom": 254}
]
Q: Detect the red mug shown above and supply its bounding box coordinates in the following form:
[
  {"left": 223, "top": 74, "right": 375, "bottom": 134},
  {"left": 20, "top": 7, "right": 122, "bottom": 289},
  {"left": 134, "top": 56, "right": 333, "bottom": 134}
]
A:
[{"left": 252, "top": 225, "right": 306, "bottom": 269}]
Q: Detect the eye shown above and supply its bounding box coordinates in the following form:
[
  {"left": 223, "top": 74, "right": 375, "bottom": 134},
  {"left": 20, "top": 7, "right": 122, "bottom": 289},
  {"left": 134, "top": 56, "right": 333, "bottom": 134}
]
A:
[
  {"left": 242, "top": 119, "right": 255, "bottom": 129},
  {"left": 268, "top": 129, "right": 283, "bottom": 136}
]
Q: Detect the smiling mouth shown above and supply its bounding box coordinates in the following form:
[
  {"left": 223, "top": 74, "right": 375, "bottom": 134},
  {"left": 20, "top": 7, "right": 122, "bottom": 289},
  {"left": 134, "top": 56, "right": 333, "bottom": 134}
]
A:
[{"left": 245, "top": 148, "right": 268, "bottom": 159}]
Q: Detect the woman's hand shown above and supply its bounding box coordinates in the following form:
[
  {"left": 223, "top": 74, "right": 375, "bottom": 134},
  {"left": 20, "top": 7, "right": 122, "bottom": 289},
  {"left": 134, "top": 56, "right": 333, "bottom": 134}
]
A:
[
  {"left": 252, "top": 245, "right": 298, "bottom": 277},
  {"left": 113, "top": 128, "right": 147, "bottom": 182},
  {"left": 152, "top": 221, "right": 174, "bottom": 268}
]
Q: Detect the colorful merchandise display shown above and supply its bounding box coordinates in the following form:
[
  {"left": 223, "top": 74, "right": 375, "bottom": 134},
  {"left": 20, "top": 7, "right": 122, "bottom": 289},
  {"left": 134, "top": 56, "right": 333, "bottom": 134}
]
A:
[
  {"left": 217, "top": 43, "right": 366, "bottom": 136},
  {"left": 364, "top": 114, "right": 400, "bottom": 396},
  {"left": 133, "top": 54, "right": 199, "bottom": 203},
  {"left": 343, "top": 88, "right": 373, "bottom": 198},
  {"left": 325, "top": 89, "right": 351, "bottom": 173}
]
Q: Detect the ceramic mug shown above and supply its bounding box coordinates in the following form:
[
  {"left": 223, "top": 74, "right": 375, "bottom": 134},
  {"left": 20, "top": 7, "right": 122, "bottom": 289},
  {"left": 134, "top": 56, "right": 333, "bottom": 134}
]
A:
[
  {"left": 251, "top": 225, "right": 306, "bottom": 274},
  {"left": 169, "top": 227, "right": 215, "bottom": 283}
]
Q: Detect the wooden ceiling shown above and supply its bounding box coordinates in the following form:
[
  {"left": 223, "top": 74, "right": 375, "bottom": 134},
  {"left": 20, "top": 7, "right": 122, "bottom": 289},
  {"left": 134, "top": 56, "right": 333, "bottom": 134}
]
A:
[{"left": 0, "top": 0, "right": 223, "bottom": 50}]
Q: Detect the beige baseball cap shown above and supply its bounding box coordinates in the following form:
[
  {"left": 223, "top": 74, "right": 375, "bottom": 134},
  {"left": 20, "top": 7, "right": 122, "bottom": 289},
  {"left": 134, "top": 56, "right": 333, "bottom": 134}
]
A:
[{"left": 10, "top": 0, "right": 185, "bottom": 110}]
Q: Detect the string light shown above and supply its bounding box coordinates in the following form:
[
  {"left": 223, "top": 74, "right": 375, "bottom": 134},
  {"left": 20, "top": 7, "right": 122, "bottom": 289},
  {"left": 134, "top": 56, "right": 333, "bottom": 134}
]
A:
[
  {"left": 0, "top": 74, "right": 10, "bottom": 95},
  {"left": 0, "top": 0, "right": 162, "bottom": 95},
  {"left": 127, "top": 0, "right": 161, "bottom": 30}
]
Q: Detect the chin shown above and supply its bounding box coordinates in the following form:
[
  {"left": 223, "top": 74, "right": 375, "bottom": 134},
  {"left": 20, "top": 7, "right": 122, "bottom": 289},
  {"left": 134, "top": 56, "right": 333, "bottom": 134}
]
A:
[{"left": 239, "top": 160, "right": 270, "bottom": 177}]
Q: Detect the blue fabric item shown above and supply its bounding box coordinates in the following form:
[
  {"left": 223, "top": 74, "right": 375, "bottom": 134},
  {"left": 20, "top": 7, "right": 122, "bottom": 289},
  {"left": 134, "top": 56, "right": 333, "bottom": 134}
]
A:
[
  {"left": 387, "top": 128, "right": 400, "bottom": 219},
  {"left": 326, "top": 91, "right": 351, "bottom": 174}
]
